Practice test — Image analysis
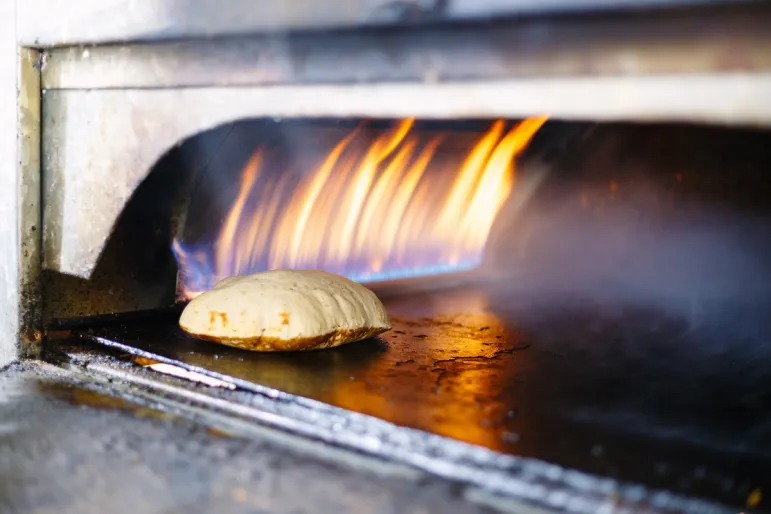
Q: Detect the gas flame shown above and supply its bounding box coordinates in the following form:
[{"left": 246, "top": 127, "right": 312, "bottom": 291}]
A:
[{"left": 174, "top": 117, "right": 547, "bottom": 299}]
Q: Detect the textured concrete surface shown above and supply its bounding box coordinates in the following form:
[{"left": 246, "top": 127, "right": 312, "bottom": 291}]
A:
[{"left": 0, "top": 361, "right": 496, "bottom": 514}]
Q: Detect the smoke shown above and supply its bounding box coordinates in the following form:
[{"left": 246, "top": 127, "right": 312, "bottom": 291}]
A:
[{"left": 485, "top": 123, "right": 771, "bottom": 307}]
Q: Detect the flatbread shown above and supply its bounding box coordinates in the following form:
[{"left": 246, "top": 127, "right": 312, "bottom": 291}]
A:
[{"left": 179, "top": 269, "right": 391, "bottom": 351}]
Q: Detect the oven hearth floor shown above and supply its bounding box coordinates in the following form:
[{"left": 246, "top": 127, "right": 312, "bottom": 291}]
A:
[{"left": 66, "top": 282, "right": 771, "bottom": 512}]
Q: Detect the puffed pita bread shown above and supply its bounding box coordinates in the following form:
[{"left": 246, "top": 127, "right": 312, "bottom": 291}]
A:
[{"left": 179, "top": 269, "right": 391, "bottom": 351}]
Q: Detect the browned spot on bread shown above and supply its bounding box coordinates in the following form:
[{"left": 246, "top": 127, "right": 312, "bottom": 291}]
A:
[
  {"left": 279, "top": 311, "right": 290, "bottom": 326},
  {"left": 183, "top": 326, "right": 388, "bottom": 352},
  {"left": 208, "top": 311, "right": 228, "bottom": 328}
]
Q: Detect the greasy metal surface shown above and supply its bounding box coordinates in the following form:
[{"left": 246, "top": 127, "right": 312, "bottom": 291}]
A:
[
  {"left": 47, "top": 337, "right": 736, "bottom": 514},
  {"left": 17, "top": 48, "right": 42, "bottom": 358},
  {"left": 0, "top": 361, "right": 500, "bottom": 514},
  {"left": 42, "top": 4, "right": 771, "bottom": 90},
  {"left": 18, "top": 0, "right": 753, "bottom": 47},
  {"left": 75, "top": 285, "right": 771, "bottom": 512},
  {"left": 41, "top": 76, "right": 771, "bottom": 280}
]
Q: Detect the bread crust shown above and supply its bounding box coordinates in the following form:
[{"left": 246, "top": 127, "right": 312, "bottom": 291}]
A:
[
  {"left": 179, "top": 270, "right": 391, "bottom": 352},
  {"left": 183, "top": 326, "right": 388, "bottom": 352}
]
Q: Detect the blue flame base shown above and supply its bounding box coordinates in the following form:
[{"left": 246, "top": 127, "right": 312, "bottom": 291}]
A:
[
  {"left": 345, "top": 260, "right": 479, "bottom": 284},
  {"left": 173, "top": 240, "right": 480, "bottom": 295}
]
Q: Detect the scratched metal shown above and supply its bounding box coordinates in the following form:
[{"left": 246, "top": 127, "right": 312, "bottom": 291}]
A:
[
  {"left": 75, "top": 284, "right": 771, "bottom": 510},
  {"left": 20, "top": 0, "right": 750, "bottom": 47},
  {"left": 43, "top": 5, "right": 771, "bottom": 91}
]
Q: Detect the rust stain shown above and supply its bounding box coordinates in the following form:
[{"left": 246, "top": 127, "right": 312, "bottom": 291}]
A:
[
  {"left": 132, "top": 356, "right": 160, "bottom": 366},
  {"left": 45, "top": 329, "right": 72, "bottom": 342},
  {"left": 279, "top": 311, "right": 290, "bottom": 326}
]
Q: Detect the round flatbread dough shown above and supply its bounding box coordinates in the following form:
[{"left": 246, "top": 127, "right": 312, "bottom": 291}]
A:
[{"left": 179, "top": 269, "right": 391, "bottom": 351}]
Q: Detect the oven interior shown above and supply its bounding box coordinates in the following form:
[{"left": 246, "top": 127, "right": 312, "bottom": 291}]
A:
[{"left": 45, "top": 117, "right": 771, "bottom": 511}]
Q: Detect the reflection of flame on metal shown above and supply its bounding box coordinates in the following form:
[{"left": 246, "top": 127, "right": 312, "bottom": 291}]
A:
[{"left": 174, "top": 117, "right": 547, "bottom": 299}]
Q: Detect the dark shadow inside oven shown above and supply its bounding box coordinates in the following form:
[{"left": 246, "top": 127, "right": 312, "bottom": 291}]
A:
[{"left": 50, "top": 118, "right": 771, "bottom": 510}]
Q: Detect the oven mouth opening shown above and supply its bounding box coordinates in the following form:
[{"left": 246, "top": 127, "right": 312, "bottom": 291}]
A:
[
  {"left": 45, "top": 118, "right": 771, "bottom": 512},
  {"left": 157, "top": 117, "right": 771, "bottom": 305},
  {"left": 169, "top": 117, "right": 548, "bottom": 301}
]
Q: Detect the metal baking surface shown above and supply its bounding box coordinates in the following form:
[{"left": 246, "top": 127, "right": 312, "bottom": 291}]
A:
[{"left": 74, "top": 282, "right": 771, "bottom": 511}]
